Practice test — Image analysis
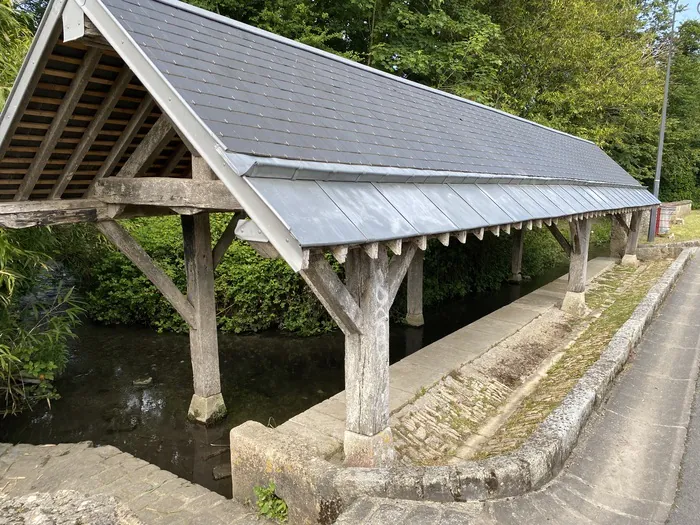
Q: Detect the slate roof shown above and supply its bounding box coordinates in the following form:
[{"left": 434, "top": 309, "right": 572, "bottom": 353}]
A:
[
  {"left": 0, "top": 0, "right": 659, "bottom": 270},
  {"left": 104, "top": 0, "right": 633, "bottom": 186}
]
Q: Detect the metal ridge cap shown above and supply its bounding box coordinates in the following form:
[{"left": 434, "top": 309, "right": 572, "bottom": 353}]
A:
[
  {"left": 138, "top": 0, "right": 594, "bottom": 146},
  {"left": 228, "top": 153, "right": 645, "bottom": 189}
]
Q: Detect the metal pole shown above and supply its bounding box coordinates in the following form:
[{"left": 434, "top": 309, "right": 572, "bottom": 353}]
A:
[{"left": 649, "top": 0, "right": 680, "bottom": 242}]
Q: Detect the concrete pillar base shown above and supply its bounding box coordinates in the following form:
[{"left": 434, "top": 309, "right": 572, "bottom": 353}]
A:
[
  {"left": 188, "top": 393, "right": 226, "bottom": 425},
  {"left": 621, "top": 254, "right": 639, "bottom": 267},
  {"left": 561, "top": 291, "right": 587, "bottom": 317},
  {"left": 405, "top": 313, "right": 425, "bottom": 327},
  {"left": 343, "top": 427, "right": 395, "bottom": 467}
]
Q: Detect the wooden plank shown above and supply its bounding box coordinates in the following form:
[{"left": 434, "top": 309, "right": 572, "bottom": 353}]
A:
[
  {"left": 92, "top": 177, "right": 242, "bottom": 210},
  {"left": 86, "top": 96, "right": 156, "bottom": 194},
  {"left": 96, "top": 220, "right": 196, "bottom": 327},
  {"left": 49, "top": 67, "right": 134, "bottom": 199},
  {"left": 300, "top": 251, "right": 363, "bottom": 335},
  {"left": 112, "top": 114, "right": 175, "bottom": 179},
  {"left": 15, "top": 48, "right": 102, "bottom": 200},
  {"left": 547, "top": 222, "right": 572, "bottom": 257},
  {"left": 212, "top": 211, "right": 243, "bottom": 269},
  {"left": 0, "top": 199, "right": 108, "bottom": 228}
]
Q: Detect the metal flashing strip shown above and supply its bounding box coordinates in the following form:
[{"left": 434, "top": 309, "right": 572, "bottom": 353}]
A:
[{"left": 227, "top": 152, "right": 645, "bottom": 189}]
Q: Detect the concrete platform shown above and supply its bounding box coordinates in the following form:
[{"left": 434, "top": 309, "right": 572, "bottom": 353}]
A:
[{"left": 274, "top": 257, "right": 617, "bottom": 458}]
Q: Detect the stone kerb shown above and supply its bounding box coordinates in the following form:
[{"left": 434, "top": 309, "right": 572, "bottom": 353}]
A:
[{"left": 230, "top": 249, "right": 696, "bottom": 524}]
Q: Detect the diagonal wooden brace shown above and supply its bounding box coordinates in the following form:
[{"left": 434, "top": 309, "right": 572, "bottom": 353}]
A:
[
  {"left": 547, "top": 222, "right": 572, "bottom": 257},
  {"left": 96, "top": 220, "right": 197, "bottom": 328}
]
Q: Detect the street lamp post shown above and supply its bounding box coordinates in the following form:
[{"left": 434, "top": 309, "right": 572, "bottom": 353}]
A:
[{"left": 649, "top": 0, "right": 681, "bottom": 242}]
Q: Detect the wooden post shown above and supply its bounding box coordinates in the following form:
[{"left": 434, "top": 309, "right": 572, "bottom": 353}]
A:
[
  {"left": 299, "top": 244, "right": 416, "bottom": 467},
  {"left": 610, "top": 213, "right": 630, "bottom": 260},
  {"left": 621, "top": 211, "right": 642, "bottom": 267},
  {"left": 405, "top": 250, "right": 424, "bottom": 327},
  {"left": 182, "top": 155, "right": 225, "bottom": 424},
  {"left": 509, "top": 228, "right": 524, "bottom": 283},
  {"left": 343, "top": 246, "right": 393, "bottom": 467},
  {"left": 561, "top": 218, "right": 591, "bottom": 316}
]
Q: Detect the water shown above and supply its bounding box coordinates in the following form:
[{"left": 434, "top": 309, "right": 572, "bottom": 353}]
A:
[{"left": 0, "top": 248, "right": 605, "bottom": 497}]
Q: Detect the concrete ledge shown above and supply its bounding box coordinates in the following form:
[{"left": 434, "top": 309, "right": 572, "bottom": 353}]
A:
[
  {"left": 230, "top": 250, "right": 695, "bottom": 523},
  {"left": 638, "top": 240, "right": 700, "bottom": 261}
]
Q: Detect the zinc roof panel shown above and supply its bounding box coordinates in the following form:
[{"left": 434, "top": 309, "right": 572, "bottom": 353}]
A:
[
  {"left": 247, "top": 178, "right": 366, "bottom": 246},
  {"left": 449, "top": 185, "right": 513, "bottom": 225},
  {"left": 374, "top": 183, "right": 457, "bottom": 235},
  {"left": 318, "top": 181, "right": 418, "bottom": 241}
]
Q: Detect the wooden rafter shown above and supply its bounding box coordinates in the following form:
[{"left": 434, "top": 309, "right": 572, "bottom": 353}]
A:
[
  {"left": 49, "top": 67, "right": 134, "bottom": 199},
  {"left": 86, "top": 95, "right": 156, "bottom": 194},
  {"left": 387, "top": 243, "right": 418, "bottom": 304},
  {"left": 158, "top": 142, "right": 189, "bottom": 177},
  {"left": 15, "top": 48, "right": 102, "bottom": 200},
  {"left": 112, "top": 114, "right": 176, "bottom": 179}
]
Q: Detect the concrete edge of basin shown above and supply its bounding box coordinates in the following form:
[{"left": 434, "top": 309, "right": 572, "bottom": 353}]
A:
[{"left": 229, "top": 248, "right": 696, "bottom": 524}]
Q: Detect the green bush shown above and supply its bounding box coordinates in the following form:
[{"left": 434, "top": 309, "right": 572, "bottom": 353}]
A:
[{"left": 59, "top": 215, "right": 610, "bottom": 336}]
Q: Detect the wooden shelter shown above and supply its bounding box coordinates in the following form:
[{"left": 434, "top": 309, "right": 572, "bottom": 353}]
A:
[{"left": 0, "top": 0, "right": 657, "bottom": 465}]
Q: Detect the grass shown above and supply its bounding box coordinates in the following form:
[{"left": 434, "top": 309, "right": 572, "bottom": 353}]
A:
[
  {"left": 646, "top": 210, "right": 700, "bottom": 244},
  {"left": 475, "top": 259, "right": 671, "bottom": 458}
]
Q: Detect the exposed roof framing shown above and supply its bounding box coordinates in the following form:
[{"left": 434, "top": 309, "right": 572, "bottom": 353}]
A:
[{"left": 0, "top": 0, "right": 659, "bottom": 272}]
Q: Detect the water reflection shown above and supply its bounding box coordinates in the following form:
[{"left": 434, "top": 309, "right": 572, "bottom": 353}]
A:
[{"left": 1, "top": 249, "right": 603, "bottom": 497}]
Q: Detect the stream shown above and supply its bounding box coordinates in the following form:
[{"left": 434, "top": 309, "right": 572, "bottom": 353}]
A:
[{"left": 0, "top": 247, "right": 606, "bottom": 497}]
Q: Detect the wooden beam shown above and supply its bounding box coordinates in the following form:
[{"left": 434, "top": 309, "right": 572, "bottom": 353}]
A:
[
  {"left": 454, "top": 231, "right": 467, "bottom": 243},
  {"left": 158, "top": 142, "right": 189, "bottom": 177},
  {"left": 547, "top": 222, "right": 572, "bottom": 257},
  {"left": 613, "top": 213, "right": 630, "bottom": 235},
  {"left": 437, "top": 233, "right": 450, "bottom": 246},
  {"left": 414, "top": 236, "right": 427, "bottom": 250},
  {"left": 387, "top": 243, "right": 418, "bottom": 305},
  {"left": 50, "top": 67, "right": 134, "bottom": 199},
  {"left": 212, "top": 211, "right": 243, "bottom": 269},
  {"left": 0, "top": 199, "right": 108, "bottom": 228},
  {"left": 474, "top": 228, "right": 484, "bottom": 240},
  {"left": 363, "top": 242, "right": 379, "bottom": 259},
  {"left": 300, "top": 252, "right": 363, "bottom": 335},
  {"left": 92, "top": 177, "right": 242, "bottom": 210},
  {"left": 15, "top": 48, "right": 102, "bottom": 200},
  {"left": 96, "top": 220, "right": 196, "bottom": 327},
  {"left": 113, "top": 114, "right": 176, "bottom": 179},
  {"left": 87, "top": 95, "right": 156, "bottom": 194}
]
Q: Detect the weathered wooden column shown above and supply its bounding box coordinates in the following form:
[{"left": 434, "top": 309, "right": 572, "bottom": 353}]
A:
[
  {"left": 509, "top": 228, "right": 524, "bottom": 283},
  {"left": 300, "top": 242, "right": 417, "bottom": 467},
  {"left": 344, "top": 246, "right": 393, "bottom": 466},
  {"left": 405, "top": 250, "right": 424, "bottom": 327},
  {"left": 182, "top": 156, "right": 226, "bottom": 424},
  {"left": 610, "top": 213, "right": 629, "bottom": 260},
  {"left": 621, "top": 211, "right": 642, "bottom": 267},
  {"left": 561, "top": 218, "right": 591, "bottom": 316}
]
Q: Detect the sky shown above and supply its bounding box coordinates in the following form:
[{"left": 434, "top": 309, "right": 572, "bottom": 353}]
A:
[{"left": 678, "top": 1, "right": 700, "bottom": 23}]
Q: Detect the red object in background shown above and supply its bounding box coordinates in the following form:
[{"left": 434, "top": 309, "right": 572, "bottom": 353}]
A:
[{"left": 655, "top": 206, "right": 661, "bottom": 235}]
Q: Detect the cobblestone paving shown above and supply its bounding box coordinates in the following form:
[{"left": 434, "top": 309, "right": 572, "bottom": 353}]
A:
[{"left": 0, "top": 442, "right": 259, "bottom": 525}]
